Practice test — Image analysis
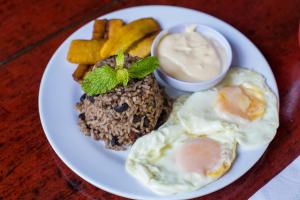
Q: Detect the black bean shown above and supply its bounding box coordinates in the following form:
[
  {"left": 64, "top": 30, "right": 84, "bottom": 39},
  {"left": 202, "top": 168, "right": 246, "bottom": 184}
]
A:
[
  {"left": 80, "top": 94, "right": 86, "bottom": 102},
  {"left": 86, "top": 124, "right": 91, "bottom": 130},
  {"left": 79, "top": 113, "right": 85, "bottom": 120},
  {"left": 155, "top": 111, "right": 167, "bottom": 129},
  {"left": 133, "top": 114, "right": 142, "bottom": 123},
  {"left": 163, "top": 97, "right": 171, "bottom": 106},
  {"left": 110, "top": 136, "right": 119, "bottom": 146},
  {"left": 86, "top": 95, "right": 95, "bottom": 103},
  {"left": 114, "top": 103, "right": 129, "bottom": 113},
  {"left": 143, "top": 117, "right": 150, "bottom": 127}
]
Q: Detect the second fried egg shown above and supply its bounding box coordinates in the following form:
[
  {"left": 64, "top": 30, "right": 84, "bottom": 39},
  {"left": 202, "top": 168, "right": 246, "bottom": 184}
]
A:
[
  {"left": 177, "top": 67, "right": 279, "bottom": 149},
  {"left": 126, "top": 124, "right": 236, "bottom": 195}
]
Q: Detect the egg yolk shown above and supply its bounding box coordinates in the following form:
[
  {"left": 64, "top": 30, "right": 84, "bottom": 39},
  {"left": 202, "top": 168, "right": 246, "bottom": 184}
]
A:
[
  {"left": 175, "top": 138, "right": 221, "bottom": 175},
  {"left": 217, "top": 85, "right": 265, "bottom": 121}
]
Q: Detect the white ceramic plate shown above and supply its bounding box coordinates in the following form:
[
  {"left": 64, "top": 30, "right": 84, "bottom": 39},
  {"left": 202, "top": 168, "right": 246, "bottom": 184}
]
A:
[{"left": 39, "top": 5, "right": 278, "bottom": 200}]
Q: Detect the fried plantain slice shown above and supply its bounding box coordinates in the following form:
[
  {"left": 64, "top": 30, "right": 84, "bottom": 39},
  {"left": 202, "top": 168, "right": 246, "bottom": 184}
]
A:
[
  {"left": 100, "top": 18, "right": 161, "bottom": 58},
  {"left": 67, "top": 39, "right": 105, "bottom": 64},
  {"left": 71, "top": 19, "right": 125, "bottom": 82},
  {"left": 72, "top": 64, "right": 93, "bottom": 82},
  {"left": 72, "top": 19, "right": 107, "bottom": 82},
  {"left": 128, "top": 32, "right": 158, "bottom": 58},
  {"left": 92, "top": 19, "right": 107, "bottom": 40},
  {"left": 106, "top": 19, "right": 125, "bottom": 39}
]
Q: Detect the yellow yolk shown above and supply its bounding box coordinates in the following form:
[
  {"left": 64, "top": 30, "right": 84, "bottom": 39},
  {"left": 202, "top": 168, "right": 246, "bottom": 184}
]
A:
[
  {"left": 217, "top": 85, "right": 265, "bottom": 121},
  {"left": 175, "top": 138, "right": 221, "bottom": 175}
]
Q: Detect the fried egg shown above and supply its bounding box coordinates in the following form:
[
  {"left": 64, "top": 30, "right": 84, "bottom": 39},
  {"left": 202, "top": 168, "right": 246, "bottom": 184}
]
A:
[
  {"left": 160, "top": 95, "right": 189, "bottom": 127},
  {"left": 177, "top": 67, "right": 279, "bottom": 148},
  {"left": 126, "top": 124, "right": 236, "bottom": 195},
  {"left": 126, "top": 67, "right": 278, "bottom": 195}
]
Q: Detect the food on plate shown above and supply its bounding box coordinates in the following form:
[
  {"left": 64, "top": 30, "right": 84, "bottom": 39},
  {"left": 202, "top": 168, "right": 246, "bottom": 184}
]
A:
[
  {"left": 81, "top": 52, "right": 161, "bottom": 95},
  {"left": 68, "top": 18, "right": 160, "bottom": 82},
  {"left": 160, "top": 95, "right": 189, "bottom": 127},
  {"left": 215, "top": 68, "right": 279, "bottom": 148},
  {"left": 92, "top": 19, "right": 107, "bottom": 39},
  {"left": 156, "top": 25, "right": 224, "bottom": 82},
  {"left": 128, "top": 33, "right": 158, "bottom": 58},
  {"left": 100, "top": 18, "right": 161, "bottom": 59},
  {"left": 106, "top": 19, "right": 125, "bottom": 38},
  {"left": 67, "top": 39, "right": 105, "bottom": 64},
  {"left": 72, "top": 19, "right": 107, "bottom": 82},
  {"left": 76, "top": 53, "right": 171, "bottom": 150},
  {"left": 65, "top": 14, "right": 279, "bottom": 195},
  {"left": 126, "top": 67, "right": 279, "bottom": 194},
  {"left": 72, "top": 64, "right": 93, "bottom": 82},
  {"left": 126, "top": 124, "right": 236, "bottom": 195},
  {"left": 177, "top": 67, "right": 279, "bottom": 148},
  {"left": 67, "top": 17, "right": 170, "bottom": 150}
]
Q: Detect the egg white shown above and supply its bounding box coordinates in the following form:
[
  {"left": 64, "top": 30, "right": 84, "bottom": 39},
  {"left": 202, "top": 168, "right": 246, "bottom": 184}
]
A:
[
  {"left": 160, "top": 95, "right": 189, "bottom": 127},
  {"left": 177, "top": 67, "right": 279, "bottom": 149},
  {"left": 126, "top": 67, "right": 279, "bottom": 195},
  {"left": 126, "top": 124, "right": 236, "bottom": 195}
]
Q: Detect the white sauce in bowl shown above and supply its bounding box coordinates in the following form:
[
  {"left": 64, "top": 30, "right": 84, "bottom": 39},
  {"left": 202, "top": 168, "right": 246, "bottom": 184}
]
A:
[{"left": 157, "top": 26, "right": 224, "bottom": 82}]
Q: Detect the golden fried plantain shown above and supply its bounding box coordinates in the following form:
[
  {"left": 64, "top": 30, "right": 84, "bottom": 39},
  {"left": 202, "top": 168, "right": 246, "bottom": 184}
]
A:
[
  {"left": 72, "top": 64, "right": 92, "bottom": 82},
  {"left": 71, "top": 19, "right": 125, "bottom": 82},
  {"left": 67, "top": 39, "right": 105, "bottom": 64},
  {"left": 72, "top": 20, "right": 106, "bottom": 82},
  {"left": 100, "top": 18, "right": 161, "bottom": 58},
  {"left": 106, "top": 19, "right": 125, "bottom": 39},
  {"left": 92, "top": 19, "right": 107, "bottom": 39},
  {"left": 128, "top": 32, "right": 158, "bottom": 58}
]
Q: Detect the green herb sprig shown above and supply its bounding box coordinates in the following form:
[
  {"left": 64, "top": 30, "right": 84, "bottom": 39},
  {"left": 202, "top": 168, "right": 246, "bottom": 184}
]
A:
[{"left": 82, "top": 52, "right": 159, "bottom": 96}]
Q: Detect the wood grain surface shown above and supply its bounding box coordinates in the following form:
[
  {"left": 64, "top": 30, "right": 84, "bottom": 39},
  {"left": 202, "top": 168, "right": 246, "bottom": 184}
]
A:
[{"left": 0, "top": 0, "right": 299, "bottom": 199}]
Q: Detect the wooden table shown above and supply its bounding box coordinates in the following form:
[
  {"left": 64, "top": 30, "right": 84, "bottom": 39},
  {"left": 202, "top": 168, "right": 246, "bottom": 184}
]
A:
[{"left": 0, "top": 0, "right": 299, "bottom": 199}]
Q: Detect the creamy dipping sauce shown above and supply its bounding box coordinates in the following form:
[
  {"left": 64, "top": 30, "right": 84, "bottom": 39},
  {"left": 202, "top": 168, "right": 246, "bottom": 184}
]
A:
[{"left": 157, "top": 27, "right": 223, "bottom": 82}]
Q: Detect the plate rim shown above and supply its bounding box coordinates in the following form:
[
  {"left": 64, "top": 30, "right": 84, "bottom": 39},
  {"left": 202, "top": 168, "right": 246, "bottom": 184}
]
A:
[{"left": 38, "top": 5, "right": 279, "bottom": 200}]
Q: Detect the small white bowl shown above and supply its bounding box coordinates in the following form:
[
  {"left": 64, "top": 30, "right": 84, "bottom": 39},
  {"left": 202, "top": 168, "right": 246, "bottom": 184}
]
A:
[{"left": 151, "top": 23, "right": 232, "bottom": 92}]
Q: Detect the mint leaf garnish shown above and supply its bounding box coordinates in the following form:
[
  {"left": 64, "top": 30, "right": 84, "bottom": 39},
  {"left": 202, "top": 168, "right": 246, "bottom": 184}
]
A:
[
  {"left": 128, "top": 56, "right": 159, "bottom": 79},
  {"left": 116, "top": 68, "right": 129, "bottom": 86},
  {"left": 81, "top": 55, "right": 159, "bottom": 96},
  {"left": 116, "top": 50, "right": 125, "bottom": 69},
  {"left": 82, "top": 65, "right": 119, "bottom": 96}
]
